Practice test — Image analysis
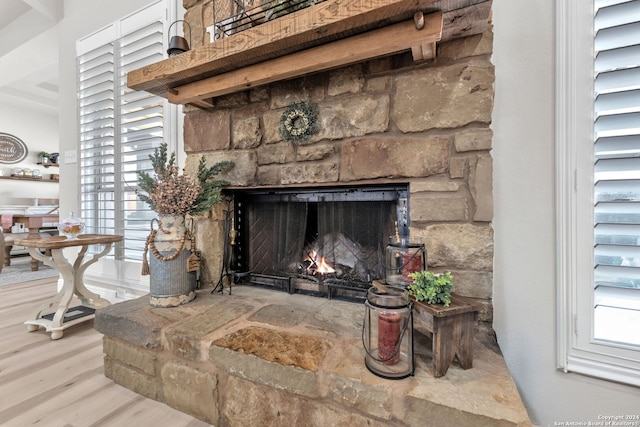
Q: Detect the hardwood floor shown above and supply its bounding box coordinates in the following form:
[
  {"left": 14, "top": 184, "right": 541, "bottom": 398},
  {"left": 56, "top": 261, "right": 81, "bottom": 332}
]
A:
[{"left": 0, "top": 275, "right": 213, "bottom": 427}]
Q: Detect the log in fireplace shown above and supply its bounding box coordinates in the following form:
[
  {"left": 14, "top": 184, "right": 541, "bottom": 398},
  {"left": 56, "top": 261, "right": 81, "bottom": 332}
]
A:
[{"left": 231, "top": 185, "right": 409, "bottom": 300}]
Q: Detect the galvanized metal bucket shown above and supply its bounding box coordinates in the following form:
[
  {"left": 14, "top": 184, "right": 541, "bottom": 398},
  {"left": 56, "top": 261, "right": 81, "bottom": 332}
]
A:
[
  {"left": 148, "top": 215, "right": 197, "bottom": 307},
  {"left": 149, "top": 249, "right": 197, "bottom": 307}
]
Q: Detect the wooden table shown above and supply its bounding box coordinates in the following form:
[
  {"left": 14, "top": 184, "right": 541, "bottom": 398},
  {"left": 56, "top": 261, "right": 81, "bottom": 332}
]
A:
[
  {"left": 412, "top": 294, "right": 479, "bottom": 377},
  {"left": 12, "top": 213, "right": 59, "bottom": 271},
  {"left": 15, "top": 234, "right": 123, "bottom": 340},
  {"left": 12, "top": 213, "right": 59, "bottom": 238}
]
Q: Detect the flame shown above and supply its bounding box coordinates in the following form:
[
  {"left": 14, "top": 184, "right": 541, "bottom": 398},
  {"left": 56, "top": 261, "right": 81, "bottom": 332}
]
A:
[
  {"left": 306, "top": 250, "right": 336, "bottom": 275},
  {"left": 316, "top": 256, "right": 336, "bottom": 274}
]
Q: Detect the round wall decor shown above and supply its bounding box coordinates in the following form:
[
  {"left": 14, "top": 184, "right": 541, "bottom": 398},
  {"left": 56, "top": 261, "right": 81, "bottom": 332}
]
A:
[
  {"left": 278, "top": 101, "right": 319, "bottom": 144},
  {"left": 0, "top": 133, "right": 28, "bottom": 164}
]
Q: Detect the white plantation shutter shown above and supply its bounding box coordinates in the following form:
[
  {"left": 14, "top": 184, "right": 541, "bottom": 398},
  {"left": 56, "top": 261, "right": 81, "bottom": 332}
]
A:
[
  {"left": 593, "top": 0, "right": 640, "bottom": 347},
  {"left": 117, "top": 20, "right": 166, "bottom": 261},
  {"left": 78, "top": 1, "right": 174, "bottom": 262},
  {"left": 78, "top": 39, "right": 116, "bottom": 240},
  {"left": 557, "top": 0, "right": 640, "bottom": 386}
]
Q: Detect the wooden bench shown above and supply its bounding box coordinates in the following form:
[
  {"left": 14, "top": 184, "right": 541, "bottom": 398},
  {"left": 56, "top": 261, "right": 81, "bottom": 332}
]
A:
[{"left": 412, "top": 294, "right": 480, "bottom": 377}]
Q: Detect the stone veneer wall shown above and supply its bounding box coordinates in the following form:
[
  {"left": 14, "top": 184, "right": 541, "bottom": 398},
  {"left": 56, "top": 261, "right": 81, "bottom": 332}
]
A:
[{"left": 181, "top": 3, "right": 495, "bottom": 329}]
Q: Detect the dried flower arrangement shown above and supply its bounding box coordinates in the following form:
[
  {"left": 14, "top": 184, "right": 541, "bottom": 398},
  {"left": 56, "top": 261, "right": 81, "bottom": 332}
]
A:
[{"left": 137, "top": 143, "right": 234, "bottom": 216}]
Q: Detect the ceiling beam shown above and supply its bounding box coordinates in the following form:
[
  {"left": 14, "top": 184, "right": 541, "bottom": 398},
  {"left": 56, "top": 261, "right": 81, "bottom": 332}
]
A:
[{"left": 23, "top": 0, "right": 63, "bottom": 23}]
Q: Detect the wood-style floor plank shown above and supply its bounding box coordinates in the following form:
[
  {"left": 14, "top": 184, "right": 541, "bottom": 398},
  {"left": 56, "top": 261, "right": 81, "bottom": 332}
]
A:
[
  {"left": 0, "top": 326, "right": 101, "bottom": 385},
  {"left": 0, "top": 321, "right": 51, "bottom": 353},
  {"left": 0, "top": 273, "right": 213, "bottom": 426},
  {"left": 0, "top": 336, "right": 106, "bottom": 412}
]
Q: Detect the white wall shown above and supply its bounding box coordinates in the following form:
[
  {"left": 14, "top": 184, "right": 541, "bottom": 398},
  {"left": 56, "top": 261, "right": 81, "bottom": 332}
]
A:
[
  {"left": 0, "top": 102, "right": 59, "bottom": 205},
  {"left": 492, "top": 1, "right": 640, "bottom": 426}
]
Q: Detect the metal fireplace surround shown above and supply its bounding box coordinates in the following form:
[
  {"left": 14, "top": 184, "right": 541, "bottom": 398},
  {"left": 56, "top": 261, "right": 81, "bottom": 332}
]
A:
[{"left": 229, "top": 185, "right": 409, "bottom": 301}]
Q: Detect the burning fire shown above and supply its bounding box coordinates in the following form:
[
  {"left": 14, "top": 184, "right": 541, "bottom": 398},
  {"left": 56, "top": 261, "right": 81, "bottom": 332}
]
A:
[{"left": 306, "top": 250, "right": 336, "bottom": 275}]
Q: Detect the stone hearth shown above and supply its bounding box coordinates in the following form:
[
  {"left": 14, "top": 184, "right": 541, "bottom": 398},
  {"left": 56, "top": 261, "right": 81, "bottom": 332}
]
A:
[{"left": 95, "top": 287, "right": 531, "bottom": 426}]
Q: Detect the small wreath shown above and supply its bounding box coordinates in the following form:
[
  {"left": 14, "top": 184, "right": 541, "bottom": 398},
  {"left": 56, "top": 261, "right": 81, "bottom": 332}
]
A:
[{"left": 279, "top": 101, "right": 319, "bottom": 144}]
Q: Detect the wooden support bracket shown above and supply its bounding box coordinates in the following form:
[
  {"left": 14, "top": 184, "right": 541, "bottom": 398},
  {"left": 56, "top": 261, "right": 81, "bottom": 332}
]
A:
[
  {"left": 411, "top": 11, "right": 437, "bottom": 62},
  {"left": 411, "top": 41, "right": 437, "bottom": 62},
  {"left": 169, "top": 11, "right": 443, "bottom": 108}
]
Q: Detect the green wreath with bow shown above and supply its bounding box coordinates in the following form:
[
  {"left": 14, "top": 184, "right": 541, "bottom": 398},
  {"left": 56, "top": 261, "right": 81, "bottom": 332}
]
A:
[{"left": 278, "top": 101, "right": 319, "bottom": 144}]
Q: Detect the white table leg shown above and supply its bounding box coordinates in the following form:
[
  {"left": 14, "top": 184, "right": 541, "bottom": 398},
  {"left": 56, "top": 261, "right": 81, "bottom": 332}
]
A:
[
  {"left": 23, "top": 243, "right": 111, "bottom": 339},
  {"left": 72, "top": 243, "right": 113, "bottom": 308},
  {"left": 24, "top": 247, "right": 75, "bottom": 339}
]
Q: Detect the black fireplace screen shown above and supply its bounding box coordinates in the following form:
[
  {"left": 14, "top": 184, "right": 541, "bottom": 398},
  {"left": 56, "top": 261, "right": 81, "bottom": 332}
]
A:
[{"left": 232, "top": 186, "right": 408, "bottom": 295}]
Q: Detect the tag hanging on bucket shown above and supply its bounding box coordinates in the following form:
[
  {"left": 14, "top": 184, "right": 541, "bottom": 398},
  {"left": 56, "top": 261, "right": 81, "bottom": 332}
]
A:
[
  {"left": 362, "top": 284, "right": 414, "bottom": 379},
  {"left": 187, "top": 253, "right": 200, "bottom": 272}
]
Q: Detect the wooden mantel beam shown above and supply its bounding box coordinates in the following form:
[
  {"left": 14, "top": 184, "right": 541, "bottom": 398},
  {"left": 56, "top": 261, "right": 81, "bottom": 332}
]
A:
[
  {"left": 169, "top": 12, "right": 443, "bottom": 107},
  {"left": 126, "top": 0, "right": 492, "bottom": 104},
  {"left": 128, "top": 0, "right": 448, "bottom": 96}
]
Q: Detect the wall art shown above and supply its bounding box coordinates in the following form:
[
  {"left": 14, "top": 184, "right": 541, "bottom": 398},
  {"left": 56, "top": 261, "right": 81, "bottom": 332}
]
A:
[{"left": 0, "top": 133, "right": 28, "bottom": 164}]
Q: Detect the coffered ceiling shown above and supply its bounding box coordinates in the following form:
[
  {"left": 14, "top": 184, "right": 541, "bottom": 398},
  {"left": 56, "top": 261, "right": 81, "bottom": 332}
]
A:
[{"left": 0, "top": 0, "right": 63, "bottom": 113}]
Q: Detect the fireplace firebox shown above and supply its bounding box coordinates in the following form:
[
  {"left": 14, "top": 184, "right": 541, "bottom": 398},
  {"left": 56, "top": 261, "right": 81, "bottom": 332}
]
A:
[{"left": 231, "top": 185, "right": 409, "bottom": 300}]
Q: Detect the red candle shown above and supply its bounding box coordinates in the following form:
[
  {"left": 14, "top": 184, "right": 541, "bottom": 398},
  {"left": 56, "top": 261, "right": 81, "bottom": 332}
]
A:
[
  {"left": 402, "top": 252, "right": 423, "bottom": 281},
  {"left": 378, "top": 311, "right": 402, "bottom": 365}
]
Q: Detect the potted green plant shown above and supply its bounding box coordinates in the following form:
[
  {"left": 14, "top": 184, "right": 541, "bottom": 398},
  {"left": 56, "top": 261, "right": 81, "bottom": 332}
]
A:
[
  {"left": 38, "top": 151, "right": 50, "bottom": 164},
  {"left": 407, "top": 271, "right": 453, "bottom": 307},
  {"left": 137, "top": 143, "right": 234, "bottom": 307}
]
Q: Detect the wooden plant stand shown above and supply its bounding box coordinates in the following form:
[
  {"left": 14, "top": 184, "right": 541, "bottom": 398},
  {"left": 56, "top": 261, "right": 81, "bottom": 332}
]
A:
[{"left": 412, "top": 294, "right": 479, "bottom": 377}]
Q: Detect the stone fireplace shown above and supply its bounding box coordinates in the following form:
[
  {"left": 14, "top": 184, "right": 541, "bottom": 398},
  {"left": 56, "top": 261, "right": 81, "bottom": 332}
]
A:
[
  {"left": 183, "top": 24, "right": 495, "bottom": 330},
  {"left": 93, "top": 2, "right": 534, "bottom": 426}
]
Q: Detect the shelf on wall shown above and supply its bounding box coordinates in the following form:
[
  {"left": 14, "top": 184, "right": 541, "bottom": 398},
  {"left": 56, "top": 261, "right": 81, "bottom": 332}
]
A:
[
  {"left": 37, "top": 162, "right": 59, "bottom": 168},
  {"left": 0, "top": 175, "right": 59, "bottom": 183}
]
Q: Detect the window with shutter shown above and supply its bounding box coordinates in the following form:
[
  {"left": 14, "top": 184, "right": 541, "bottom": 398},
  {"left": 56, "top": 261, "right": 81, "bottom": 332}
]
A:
[
  {"left": 77, "top": 0, "right": 177, "bottom": 264},
  {"left": 593, "top": 0, "right": 640, "bottom": 348},
  {"left": 557, "top": 0, "right": 640, "bottom": 386}
]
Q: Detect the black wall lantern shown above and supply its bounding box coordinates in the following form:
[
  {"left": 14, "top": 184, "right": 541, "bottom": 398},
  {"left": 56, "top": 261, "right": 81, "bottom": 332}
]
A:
[{"left": 167, "top": 20, "right": 192, "bottom": 57}]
